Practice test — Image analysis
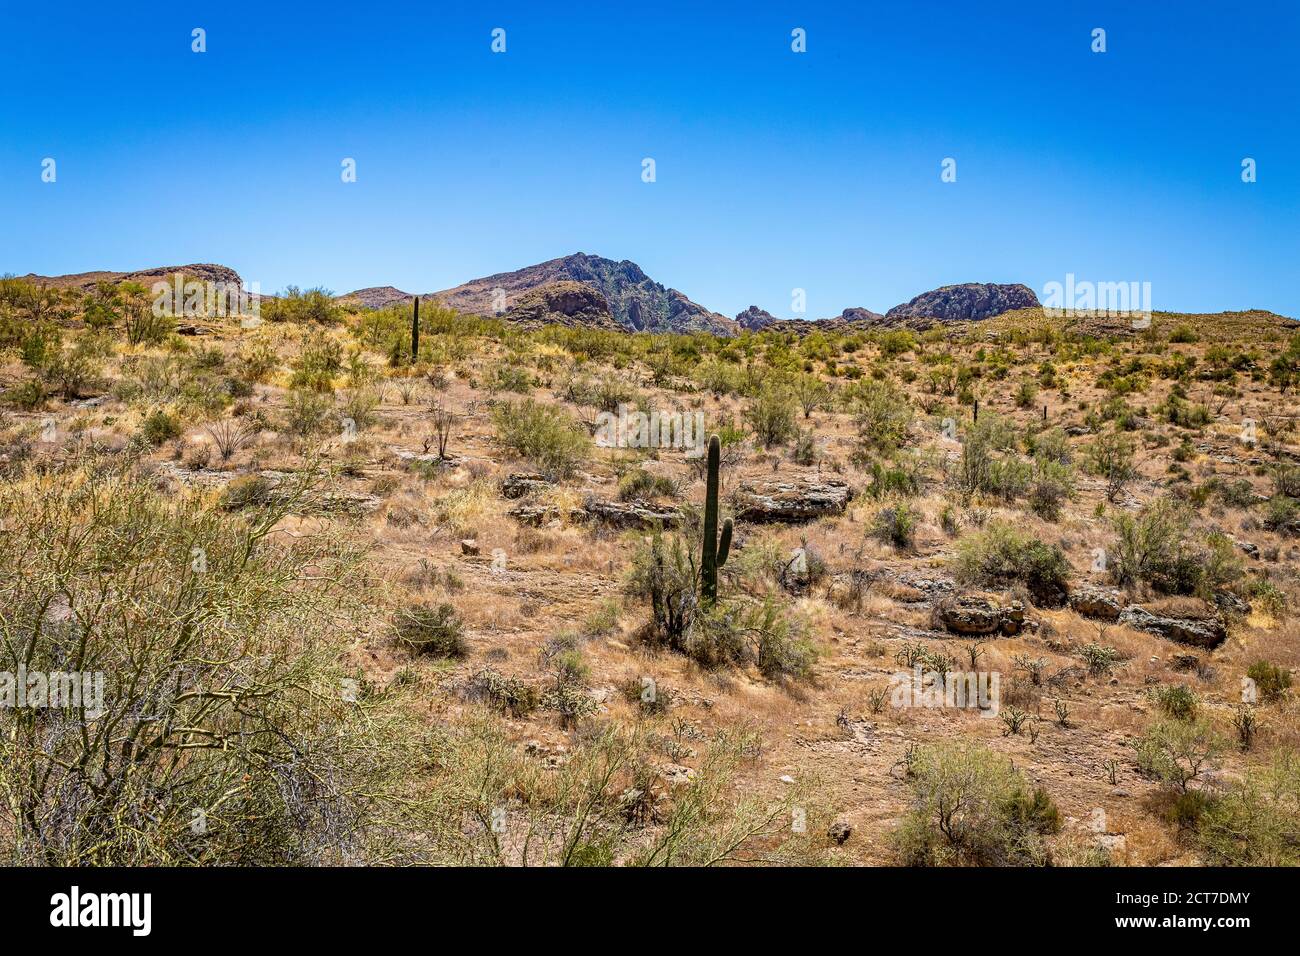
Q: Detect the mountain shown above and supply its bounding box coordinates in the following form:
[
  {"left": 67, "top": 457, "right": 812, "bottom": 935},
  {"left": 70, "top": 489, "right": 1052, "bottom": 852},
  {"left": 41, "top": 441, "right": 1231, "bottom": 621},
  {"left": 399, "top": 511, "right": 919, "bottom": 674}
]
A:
[
  {"left": 735, "top": 305, "right": 781, "bottom": 331},
  {"left": 837, "top": 306, "right": 885, "bottom": 324},
  {"left": 884, "top": 282, "right": 1039, "bottom": 324},
  {"left": 337, "top": 286, "right": 413, "bottom": 310},
  {"left": 428, "top": 253, "right": 737, "bottom": 336},
  {"left": 18, "top": 263, "right": 243, "bottom": 291},
  {"left": 500, "top": 281, "right": 622, "bottom": 331}
]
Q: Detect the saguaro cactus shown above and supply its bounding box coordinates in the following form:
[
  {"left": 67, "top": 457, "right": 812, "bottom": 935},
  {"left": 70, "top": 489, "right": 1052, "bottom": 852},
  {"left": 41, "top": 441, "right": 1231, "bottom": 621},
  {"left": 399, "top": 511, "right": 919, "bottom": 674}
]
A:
[
  {"left": 411, "top": 296, "right": 420, "bottom": 362},
  {"left": 700, "top": 434, "right": 733, "bottom": 603}
]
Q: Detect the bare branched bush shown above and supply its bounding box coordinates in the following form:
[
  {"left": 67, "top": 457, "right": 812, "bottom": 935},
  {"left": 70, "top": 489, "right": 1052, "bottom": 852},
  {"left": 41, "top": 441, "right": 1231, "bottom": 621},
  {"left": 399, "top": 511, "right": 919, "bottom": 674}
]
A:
[
  {"left": 205, "top": 417, "right": 260, "bottom": 461},
  {"left": 0, "top": 453, "right": 435, "bottom": 865}
]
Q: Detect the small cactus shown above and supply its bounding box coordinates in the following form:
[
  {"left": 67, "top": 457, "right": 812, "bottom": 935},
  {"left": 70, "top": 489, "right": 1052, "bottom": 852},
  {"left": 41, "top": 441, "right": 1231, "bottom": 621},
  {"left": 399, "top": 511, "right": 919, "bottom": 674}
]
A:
[
  {"left": 411, "top": 296, "right": 420, "bottom": 363},
  {"left": 700, "top": 434, "right": 732, "bottom": 602}
]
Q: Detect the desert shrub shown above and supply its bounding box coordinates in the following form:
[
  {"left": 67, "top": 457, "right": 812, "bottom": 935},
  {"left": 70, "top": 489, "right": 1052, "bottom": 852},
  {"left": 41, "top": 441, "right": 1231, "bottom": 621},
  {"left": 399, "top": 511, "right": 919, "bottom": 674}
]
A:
[
  {"left": 871, "top": 504, "right": 917, "bottom": 549},
  {"left": 1079, "top": 642, "right": 1121, "bottom": 678},
  {"left": 852, "top": 379, "right": 913, "bottom": 454},
  {"left": 237, "top": 338, "right": 280, "bottom": 382},
  {"left": 205, "top": 417, "right": 260, "bottom": 461},
  {"left": 746, "top": 599, "right": 817, "bottom": 681},
  {"left": 743, "top": 385, "right": 798, "bottom": 447},
  {"left": 791, "top": 428, "right": 817, "bottom": 465},
  {"left": 1151, "top": 684, "right": 1198, "bottom": 720},
  {"left": 394, "top": 603, "right": 467, "bottom": 658},
  {"left": 464, "top": 669, "right": 540, "bottom": 718},
  {"left": 219, "top": 474, "right": 274, "bottom": 510},
  {"left": 1134, "top": 717, "right": 1227, "bottom": 793},
  {"left": 492, "top": 399, "right": 588, "bottom": 479},
  {"left": 1111, "top": 501, "right": 1240, "bottom": 598},
  {"left": 891, "top": 742, "right": 1061, "bottom": 866},
  {"left": 1086, "top": 430, "right": 1137, "bottom": 501},
  {"left": 0, "top": 455, "right": 428, "bottom": 865},
  {"left": 1027, "top": 460, "right": 1075, "bottom": 521},
  {"left": 627, "top": 531, "right": 699, "bottom": 647},
  {"left": 1246, "top": 660, "right": 1292, "bottom": 703},
  {"left": 139, "top": 408, "right": 182, "bottom": 445},
  {"left": 866, "top": 455, "right": 926, "bottom": 499},
  {"left": 618, "top": 468, "right": 677, "bottom": 501},
  {"left": 432, "top": 715, "right": 824, "bottom": 866},
  {"left": 263, "top": 286, "right": 342, "bottom": 324},
  {"left": 289, "top": 338, "right": 343, "bottom": 391},
  {"left": 1262, "top": 496, "right": 1298, "bottom": 534},
  {"left": 6, "top": 378, "right": 46, "bottom": 411},
  {"left": 487, "top": 363, "right": 535, "bottom": 394},
  {"left": 954, "top": 521, "right": 1070, "bottom": 605},
  {"left": 283, "top": 388, "right": 334, "bottom": 439},
  {"left": 1199, "top": 749, "right": 1300, "bottom": 866},
  {"left": 339, "top": 387, "right": 382, "bottom": 433}
]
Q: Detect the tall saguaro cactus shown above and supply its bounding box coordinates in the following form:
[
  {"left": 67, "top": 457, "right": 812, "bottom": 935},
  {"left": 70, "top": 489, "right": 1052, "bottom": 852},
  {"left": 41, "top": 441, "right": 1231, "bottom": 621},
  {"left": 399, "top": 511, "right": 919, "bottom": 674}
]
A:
[
  {"left": 411, "top": 296, "right": 420, "bottom": 363},
  {"left": 700, "top": 434, "right": 733, "bottom": 603}
]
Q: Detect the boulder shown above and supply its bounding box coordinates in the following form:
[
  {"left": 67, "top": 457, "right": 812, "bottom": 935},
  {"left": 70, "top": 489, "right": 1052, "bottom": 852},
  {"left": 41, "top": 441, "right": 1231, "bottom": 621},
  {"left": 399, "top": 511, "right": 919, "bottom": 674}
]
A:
[
  {"left": 583, "top": 498, "right": 680, "bottom": 530},
  {"left": 1118, "top": 605, "right": 1228, "bottom": 649},
  {"left": 501, "top": 473, "right": 552, "bottom": 499},
  {"left": 934, "top": 594, "right": 1028, "bottom": 636},
  {"left": 1069, "top": 585, "right": 1124, "bottom": 622},
  {"left": 733, "top": 477, "right": 853, "bottom": 523}
]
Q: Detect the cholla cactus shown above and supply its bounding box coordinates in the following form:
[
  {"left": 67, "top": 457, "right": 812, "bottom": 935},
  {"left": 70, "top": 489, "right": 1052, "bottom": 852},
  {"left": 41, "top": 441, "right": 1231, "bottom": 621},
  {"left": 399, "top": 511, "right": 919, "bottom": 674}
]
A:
[{"left": 700, "top": 434, "right": 732, "bottom": 602}]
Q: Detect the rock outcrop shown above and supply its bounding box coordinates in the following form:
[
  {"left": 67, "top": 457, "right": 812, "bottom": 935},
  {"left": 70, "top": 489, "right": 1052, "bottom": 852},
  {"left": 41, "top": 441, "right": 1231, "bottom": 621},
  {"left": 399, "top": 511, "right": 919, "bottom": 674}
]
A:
[
  {"left": 1118, "top": 604, "right": 1228, "bottom": 649},
  {"left": 884, "top": 283, "right": 1039, "bottom": 324},
  {"left": 935, "top": 594, "right": 1029, "bottom": 636},
  {"left": 20, "top": 263, "right": 243, "bottom": 292},
  {"left": 735, "top": 305, "right": 781, "bottom": 331},
  {"left": 428, "top": 253, "right": 737, "bottom": 336},
  {"left": 337, "top": 286, "right": 415, "bottom": 310},
  {"left": 501, "top": 281, "right": 622, "bottom": 331},
  {"left": 732, "top": 477, "right": 854, "bottom": 523},
  {"left": 500, "top": 473, "right": 553, "bottom": 499},
  {"left": 1069, "top": 585, "right": 1125, "bottom": 621}
]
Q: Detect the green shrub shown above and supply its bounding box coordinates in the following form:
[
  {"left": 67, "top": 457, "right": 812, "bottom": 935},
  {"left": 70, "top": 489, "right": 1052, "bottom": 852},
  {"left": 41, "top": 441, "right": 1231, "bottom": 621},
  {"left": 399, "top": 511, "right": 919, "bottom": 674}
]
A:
[
  {"left": 219, "top": 474, "right": 273, "bottom": 510},
  {"left": 618, "top": 468, "right": 677, "bottom": 501},
  {"left": 852, "top": 380, "right": 912, "bottom": 455},
  {"left": 492, "top": 399, "right": 588, "bottom": 479},
  {"left": 954, "top": 521, "right": 1071, "bottom": 605},
  {"left": 139, "top": 408, "right": 182, "bottom": 445},
  {"left": 743, "top": 385, "right": 798, "bottom": 447},
  {"left": 891, "top": 742, "right": 1060, "bottom": 866},
  {"left": 1246, "top": 660, "right": 1292, "bottom": 703},
  {"left": 1134, "top": 718, "right": 1227, "bottom": 793},
  {"left": 1151, "top": 684, "right": 1198, "bottom": 720},
  {"left": 465, "top": 668, "right": 539, "bottom": 717},
  {"left": 1080, "top": 642, "right": 1122, "bottom": 678},
  {"left": 284, "top": 388, "right": 335, "bottom": 439},
  {"left": 394, "top": 603, "right": 467, "bottom": 658},
  {"left": 872, "top": 504, "right": 917, "bottom": 549},
  {"left": 1199, "top": 749, "right": 1300, "bottom": 865}
]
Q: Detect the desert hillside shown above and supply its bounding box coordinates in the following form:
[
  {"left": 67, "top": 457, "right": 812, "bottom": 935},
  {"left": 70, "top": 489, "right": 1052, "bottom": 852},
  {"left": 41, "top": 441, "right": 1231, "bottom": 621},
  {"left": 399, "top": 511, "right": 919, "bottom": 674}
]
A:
[{"left": 2, "top": 272, "right": 1298, "bottom": 867}]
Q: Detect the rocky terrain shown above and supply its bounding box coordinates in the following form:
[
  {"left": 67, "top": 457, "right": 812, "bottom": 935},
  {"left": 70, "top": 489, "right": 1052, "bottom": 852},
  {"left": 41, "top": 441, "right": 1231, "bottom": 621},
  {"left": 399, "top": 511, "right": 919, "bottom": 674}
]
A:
[
  {"left": 885, "top": 282, "right": 1041, "bottom": 324},
  {"left": 500, "top": 280, "right": 623, "bottom": 331},
  {"left": 426, "top": 253, "right": 738, "bottom": 336},
  {"left": 3, "top": 265, "right": 1297, "bottom": 867}
]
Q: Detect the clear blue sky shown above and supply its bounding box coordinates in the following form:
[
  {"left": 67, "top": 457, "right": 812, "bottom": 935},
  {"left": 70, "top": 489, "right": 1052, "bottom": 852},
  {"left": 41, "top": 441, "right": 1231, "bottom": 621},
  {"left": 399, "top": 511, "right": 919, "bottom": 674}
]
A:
[{"left": 2, "top": 1, "right": 1297, "bottom": 319}]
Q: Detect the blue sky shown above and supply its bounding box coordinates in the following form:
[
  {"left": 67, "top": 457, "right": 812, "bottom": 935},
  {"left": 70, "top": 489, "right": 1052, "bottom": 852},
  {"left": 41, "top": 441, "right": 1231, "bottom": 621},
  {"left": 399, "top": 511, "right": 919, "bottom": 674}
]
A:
[{"left": 2, "top": 1, "right": 1297, "bottom": 318}]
